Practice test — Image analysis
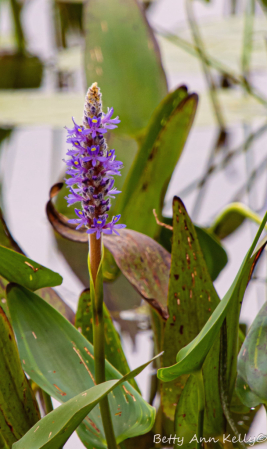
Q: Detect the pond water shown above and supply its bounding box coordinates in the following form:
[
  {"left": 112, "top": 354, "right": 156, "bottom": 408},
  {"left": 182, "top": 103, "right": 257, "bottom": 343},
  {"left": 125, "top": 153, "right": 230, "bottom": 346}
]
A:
[{"left": 1, "top": 0, "right": 267, "bottom": 446}]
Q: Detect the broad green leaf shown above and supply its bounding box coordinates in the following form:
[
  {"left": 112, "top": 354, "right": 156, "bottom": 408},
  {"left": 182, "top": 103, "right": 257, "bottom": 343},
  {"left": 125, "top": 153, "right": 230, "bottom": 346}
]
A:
[
  {"left": 84, "top": 0, "right": 167, "bottom": 136},
  {"left": 0, "top": 245, "right": 62, "bottom": 291},
  {"left": 161, "top": 197, "right": 223, "bottom": 435},
  {"left": 13, "top": 353, "right": 160, "bottom": 449},
  {"left": 157, "top": 211, "right": 267, "bottom": 381},
  {"left": 237, "top": 301, "right": 267, "bottom": 407},
  {"left": 116, "top": 89, "right": 198, "bottom": 237},
  {"left": 0, "top": 306, "right": 40, "bottom": 447},
  {"left": 7, "top": 284, "right": 156, "bottom": 448},
  {"left": 75, "top": 288, "right": 140, "bottom": 393},
  {"left": 209, "top": 202, "right": 267, "bottom": 240}
]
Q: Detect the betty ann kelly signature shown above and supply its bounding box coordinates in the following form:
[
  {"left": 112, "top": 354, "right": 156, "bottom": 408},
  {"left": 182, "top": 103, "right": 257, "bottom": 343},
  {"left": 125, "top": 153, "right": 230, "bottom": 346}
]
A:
[{"left": 153, "top": 433, "right": 267, "bottom": 446}]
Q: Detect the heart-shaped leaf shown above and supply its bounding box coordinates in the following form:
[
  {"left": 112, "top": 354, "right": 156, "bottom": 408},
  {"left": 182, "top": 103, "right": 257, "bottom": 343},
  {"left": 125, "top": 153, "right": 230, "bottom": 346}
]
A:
[{"left": 7, "top": 284, "right": 156, "bottom": 448}]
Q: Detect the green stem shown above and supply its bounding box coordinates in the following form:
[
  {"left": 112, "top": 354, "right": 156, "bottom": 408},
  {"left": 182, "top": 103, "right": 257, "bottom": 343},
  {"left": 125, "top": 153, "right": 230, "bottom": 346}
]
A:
[
  {"left": 42, "top": 390, "right": 53, "bottom": 415},
  {"left": 9, "top": 0, "right": 26, "bottom": 55},
  {"left": 89, "top": 234, "right": 117, "bottom": 449},
  {"left": 231, "top": 0, "right": 238, "bottom": 14},
  {"left": 195, "top": 370, "right": 205, "bottom": 449},
  {"left": 241, "top": 0, "right": 255, "bottom": 80},
  {"left": 186, "top": 0, "right": 227, "bottom": 133}
]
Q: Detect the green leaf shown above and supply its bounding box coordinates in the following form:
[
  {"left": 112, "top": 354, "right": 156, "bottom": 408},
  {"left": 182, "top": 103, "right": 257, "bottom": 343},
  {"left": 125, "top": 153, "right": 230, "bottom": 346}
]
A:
[
  {"left": 237, "top": 301, "right": 267, "bottom": 407},
  {"left": 194, "top": 226, "right": 228, "bottom": 281},
  {"left": 157, "top": 211, "right": 267, "bottom": 381},
  {"left": 157, "top": 217, "right": 228, "bottom": 281},
  {"left": 116, "top": 87, "right": 198, "bottom": 237},
  {"left": 0, "top": 306, "right": 40, "bottom": 447},
  {"left": 13, "top": 353, "right": 160, "bottom": 449},
  {"left": 75, "top": 288, "right": 141, "bottom": 393},
  {"left": 7, "top": 284, "right": 156, "bottom": 448},
  {"left": 209, "top": 202, "right": 267, "bottom": 240},
  {"left": 0, "top": 245, "right": 62, "bottom": 291},
  {"left": 84, "top": 0, "right": 167, "bottom": 136},
  {"left": 161, "top": 197, "right": 223, "bottom": 435},
  {"left": 0, "top": 208, "right": 74, "bottom": 323}
]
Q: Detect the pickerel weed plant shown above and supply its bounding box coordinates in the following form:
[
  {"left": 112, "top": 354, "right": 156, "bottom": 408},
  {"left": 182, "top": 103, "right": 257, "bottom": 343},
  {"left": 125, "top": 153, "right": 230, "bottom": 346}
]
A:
[
  {"left": 64, "top": 82, "right": 126, "bottom": 448},
  {"left": 1, "top": 81, "right": 267, "bottom": 449}
]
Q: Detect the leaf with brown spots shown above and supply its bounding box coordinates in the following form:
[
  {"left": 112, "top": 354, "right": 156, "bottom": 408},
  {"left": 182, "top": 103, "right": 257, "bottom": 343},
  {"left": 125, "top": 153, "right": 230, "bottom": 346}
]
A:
[
  {"left": 7, "top": 283, "right": 156, "bottom": 449},
  {"left": 160, "top": 197, "right": 223, "bottom": 438},
  {"left": 0, "top": 306, "right": 40, "bottom": 447},
  {"left": 158, "top": 208, "right": 267, "bottom": 380},
  {"left": 12, "top": 353, "right": 161, "bottom": 449}
]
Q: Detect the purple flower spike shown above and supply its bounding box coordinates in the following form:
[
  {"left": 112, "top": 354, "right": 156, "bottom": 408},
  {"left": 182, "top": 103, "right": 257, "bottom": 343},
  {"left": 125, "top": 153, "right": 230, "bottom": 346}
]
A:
[{"left": 64, "top": 82, "right": 125, "bottom": 238}]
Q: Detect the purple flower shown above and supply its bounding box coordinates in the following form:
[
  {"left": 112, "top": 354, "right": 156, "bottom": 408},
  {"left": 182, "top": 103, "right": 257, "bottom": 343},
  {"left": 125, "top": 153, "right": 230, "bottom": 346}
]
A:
[
  {"left": 65, "top": 188, "right": 84, "bottom": 206},
  {"left": 66, "top": 117, "right": 89, "bottom": 141},
  {"left": 66, "top": 137, "right": 86, "bottom": 151},
  {"left": 65, "top": 175, "right": 85, "bottom": 186},
  {"left": 85, "top": 145, "right": 108, "bottom": 167},
  {"left": 102, "top": 108, "right": 120, "bottom": 129},
  {"left": 105, "top": 215, "right": 126, "bottom": 236},
  {"left": 86, "top": 117, "right": 107, "bottom": 139},
  {"left": 68, "top": 208, "right": 89, "bottom": 229},
  {"left": 65, "top": 157, "right": 87, "bottom": 176},
  {"left": 87, "top": 217, "right": 108, "bottom": 240},
  {"left": 106, "top": 188, "right": 121, "bottom": 198}
]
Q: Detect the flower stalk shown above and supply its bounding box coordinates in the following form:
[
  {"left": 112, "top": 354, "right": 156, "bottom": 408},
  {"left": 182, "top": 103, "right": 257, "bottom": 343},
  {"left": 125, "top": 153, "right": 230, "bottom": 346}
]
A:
[{"left": 64, "top": 82, "right": 125, "bottom": 449}]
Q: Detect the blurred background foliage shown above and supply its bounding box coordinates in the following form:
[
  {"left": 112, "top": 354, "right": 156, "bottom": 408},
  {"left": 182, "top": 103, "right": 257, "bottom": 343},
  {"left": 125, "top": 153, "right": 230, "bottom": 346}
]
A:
[{"left": 1, "top": 0, "right": 267, "bottom": 446}]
